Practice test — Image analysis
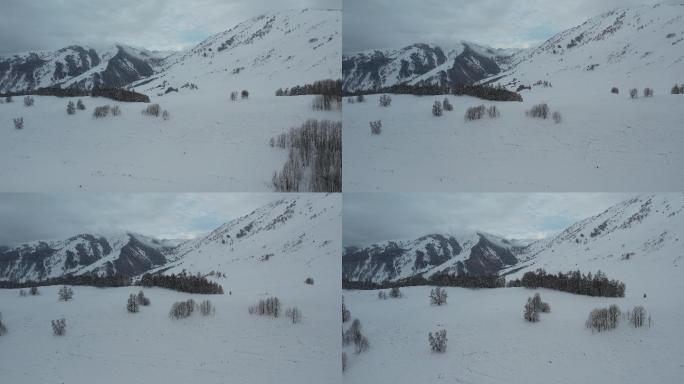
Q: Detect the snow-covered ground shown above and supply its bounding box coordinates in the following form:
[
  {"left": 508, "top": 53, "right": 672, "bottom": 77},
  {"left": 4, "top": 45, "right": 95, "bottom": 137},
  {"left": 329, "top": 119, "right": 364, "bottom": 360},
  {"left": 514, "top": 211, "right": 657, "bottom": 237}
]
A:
[
  {"left": 343, "top": 86, "right": 684, "bottom": 191},
  {"left": 0, "top": 93, "right": 338, "bottom": 191},
  {"left": 343, "top": 284, "right": 683, "bottom": 384}
]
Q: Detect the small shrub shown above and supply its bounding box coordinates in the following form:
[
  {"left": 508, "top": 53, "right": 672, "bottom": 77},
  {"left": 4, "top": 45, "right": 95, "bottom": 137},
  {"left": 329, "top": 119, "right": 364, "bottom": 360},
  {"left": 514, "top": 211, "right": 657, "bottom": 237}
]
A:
[
  {"left": 199, "top": 300, "right": 215, "bottom": 316},
  {"left": 389, "top": 287, "right": 402, "bottom": 298},
  {"left": 430, "top": 287, "right": 447, "bottom": 306},
  {"left": 356, "top": 94, "right": 365, "bottom": 103},
  {"left": 58, "top": 285, "right": 74, "bottom": 301},
  {"left": 432, "top": 100, "right": 443, "bottom": 116},
  {"left": 127, "top": 294, "right": 139, "bottom": 313},
  {"left": 527, "top": 103, "right": 549, "bottom": 119},
  {"left": 93, "top": 105, "right": 110, "bottom": 118},
  {"left": 285, "top": 307, "right": 302, "bottom": 323},
  {"left": 77, "top": 99, "right": 86, "bottom": 110},
  {"left": 169, "top": 299, "right": 196, "bottom": 320},
  {"left": 487, "top": 105, "right": 500, "bottom": 118},
  {"left": 29, "top": 286, "right": 39, "bottom": 295},
  {"left": 552, "top": 111, "right": 562, "bottom": 124},
  {"left": 630, "top": 88, "right": 638, "bottom": 99},
  {"left": 524, "top": 298, "right": 539, "bottom": 322},
  {"left": 379, "top": 94, "right": 392, "bottom": 107},
  {"left": 52, "top": 318, "right": 66, "bottom": 336},
  {"left": 442, "top": 98, "right": 453, "bottom": 111},
  {"left": 111, "top": 105, "right": 121, "bottom": 116},
  {"left": 67, "top": 101, "right": 76, "bottom": 115},
  {"left": 428, "top": 329, "right": 447, "bottom": 353},
  {"left": 248, "top": 296, "right": 281, "bottom": 317},
  {"left": 369, "top": 120, "right": 382, "bottom": 135},
  {"left": 162, "top": 110, "right": 170, "bottom": 120},
  {"left": 465, "top": 105, "right": 485, "bottom": 121},
  {"left": 643, "top": 88, "right": 653, "bottom": 97},
  {"left": 531, "top": 293, "right": 550, "bottom": 313},
  {"left": 142, "top": 104, "right": 160, "bottom": 117},
  {"left": 13, "top": 117, "right": 24, "bottom": 129},
  {"left": 136, "top": 291, "right": 150, "bottom": 306},
  {"left": 611, "top": 87, "right": 619, "bottom": 94},
  {"left": 630, "top": 306, "right": 647, "bottom": 328},
  {"left": 305, "top": 277, "right": 314, "bottom": 285},
  {"left": 23, "top": 96, "right": 34, "bottom": 107},
  {"left": 241, "top": 90, "right": 249, "bottom": 99}
]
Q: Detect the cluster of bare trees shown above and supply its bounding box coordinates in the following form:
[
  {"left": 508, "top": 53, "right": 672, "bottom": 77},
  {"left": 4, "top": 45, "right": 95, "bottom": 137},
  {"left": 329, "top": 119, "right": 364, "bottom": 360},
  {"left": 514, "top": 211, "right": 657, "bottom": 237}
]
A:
[
  {"left": 169, "top": 299, "right": 196, "bottom": 320},
  {"left": 58, "top": 285, "right": 74, "bottom": 301},
  {"left": 249, "top": 297, "right": 281, "bottom": 317},
  {"left": 430, "top": 287, "right": 447, "bottom": 306},
  {"left": 199, "top": 300, "right": 215, "bottom": 316},
  {"left": 369, "top": 120, "right": 382, "bottom": 135},
  {"left": 586, "top": 305, "right": 649, "bottom": 333},
  {"left": 523, "top": 293, "right": 550, "bottom": 322},
  {"left": 465, "top": 105, "right": 499, "bottom": 121},
  {"left": 285, "top": 307, "right": 302, "bottom": 323},
  {"left": 140, "top": 272, "right": 224, "bottom": 294},
  {"left": 343, "top": 319, "right": 369, "bottom": 354},
  {"left": 270, "top": 119, "right": 342, "bottom": 192},
  {"left": 428, "top": 329, "right": 447, "bottom": 353},
  {"left": 127, "top": 290, "right": 151, "bottom": 313},
  {"left": 671, "top": 84, "right": 684, "bottom": 94},
  {"left": 377, "top": 287, "right": 402, "bottom": 300},
  {"left": 52, "top": 318, "right": 66, "bottom": 336},
  {"left": 508, "top": 269, "right": 625, "bottom": 297},
  {"left": 312, "top": 94, "right": 342, "bottom": 111},
  {"left": 142, "top": 103, "right": 160, "bottom": 117},
  {"left": 93, "top": 105, "right": 112, "bottom": 118}
]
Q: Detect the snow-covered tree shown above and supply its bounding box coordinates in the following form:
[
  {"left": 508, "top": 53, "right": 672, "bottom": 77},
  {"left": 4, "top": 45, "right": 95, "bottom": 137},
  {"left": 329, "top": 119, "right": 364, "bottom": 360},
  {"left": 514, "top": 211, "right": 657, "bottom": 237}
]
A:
[
  {"left": 379, "top": 94, "right": 392, "bottom": 107},
  {"left": 430, "top": 287, "right": 447, "bottom": 306},
  {"left": 67, "top": 101, "right": 76, "bottom": 115},
  {"left": 369, "top": 120, "right": 382, "bottom": 135},
  {"left": 58, "top": 285, "right": 73, "bottom": 301},
  {"left": 432, "top": 100, "right": 443, "bottom": 116},
  {"left": 524, "top": 298, "right": 539, "bottom": 322},
  {"left": 442, "top": 98, "right": 453, "bottom": 111},
  {"left": 630, "top": 306, "right": 647, "bottom": 328},
  {"left": 136, "top": 290, "right": 150, "bottom": 306},
  {"left": 127, "top": 294, "right": 139, "bottom": 313},
  {"left": 51, "top": 318, "right": 66, "bottom": 336},
  {"left": 428, "top": 329, "right": 447, "bottom": 353}
]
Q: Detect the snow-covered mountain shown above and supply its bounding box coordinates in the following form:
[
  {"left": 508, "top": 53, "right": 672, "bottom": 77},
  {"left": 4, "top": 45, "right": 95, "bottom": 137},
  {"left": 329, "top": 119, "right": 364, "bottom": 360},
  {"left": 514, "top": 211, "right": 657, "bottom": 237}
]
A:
[
  {"left": 342, "top": 42, "right": 517, "bottom": 92},
  {"left": 0, "top": 194, "right": 341, "bottom": 283},
  {"left": 0, "top": 45, "right": 169, "bottom": 93},
  {"left": 343, "top": 194, "right": 684, "bottom": 284},
  {"left": 485, "top": 3, "right": 684, "bottom": 90},
  {"left": 131, "top": 9, "right": 341, "bottom": 95},
  {"left": 1, "top": 9, "right": 341, "bottom": 95}
]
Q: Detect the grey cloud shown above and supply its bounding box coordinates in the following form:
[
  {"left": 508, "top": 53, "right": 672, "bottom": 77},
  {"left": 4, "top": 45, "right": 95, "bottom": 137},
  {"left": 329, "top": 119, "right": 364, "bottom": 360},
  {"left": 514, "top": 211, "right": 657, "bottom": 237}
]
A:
[
  {"left": 343, "top": 193, "right": 633, "bottom": 247},
  {"left": 343, "top": 0, "right": 663, "bottom": 53}
]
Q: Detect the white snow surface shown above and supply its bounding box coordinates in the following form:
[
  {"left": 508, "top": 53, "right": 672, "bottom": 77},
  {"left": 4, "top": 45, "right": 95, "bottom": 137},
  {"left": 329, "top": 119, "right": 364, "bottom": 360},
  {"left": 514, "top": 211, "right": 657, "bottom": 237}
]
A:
[{"left": 0, "top": 194, "right": 342, "bottom": 383}]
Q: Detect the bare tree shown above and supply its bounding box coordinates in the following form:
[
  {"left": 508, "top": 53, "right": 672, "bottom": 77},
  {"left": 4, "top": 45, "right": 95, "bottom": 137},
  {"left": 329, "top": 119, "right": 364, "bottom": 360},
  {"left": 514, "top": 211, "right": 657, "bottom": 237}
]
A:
[
  {"left": 643, "top": 88, "right": 653, "bottom": 97},
  {"left": 369, "top": 120, "right": 382, "bottom": 135},
  {"left": 67, "top": 101, "right": 76, "bottom": 115},
  {"left": 432, "top": 100, "right": 443, "bottom": 116},
  {"left": 630, "top": 88, "right": 638, "bottom": 99},
  {"left": 524, "top": 298, "right": 539, "bottom": 322},
  {"left": 52, "top": 318, "right": 66, "bottom": 336},
  {"left": 13, "top": 117, "right": 24, "bottom": 130},
  {"left": 430, "top": 287, "right": 447, "bottom": 306},
  {"left": 127, "top": 294, "right": 139, "bottom": 313},
  {"left": 527, "top": 103, "right": 549, "bottom": 119},
  {"left": 142, "top": 104, "right": 160, "bottom": 117},
  {"left": 487, "top": 105, "right": 500, "bottom": 118},
  {"left": 285, "top": 307, "right": 302, "bottom": 323},
  {"left": 23, "top": 96, "right": 34, "bottom": 107},
  {"left": 465, "top": 105, "right": 485, "bottom": 121},
  {"left": 389, "top": 287, "right": 402, "bottom": 298},
  {"left": 199, "top": 300, "right": 215, "bottom": 316},
  {"left": 630, "top": 306, "right": 647, "bottom": 328},
  {"left": 379, "top": 94, "right": 392, "bottom": 107},
  {"left": 169, "top": 299, "right": 196, "bottom": 320},
  {"left": 58, "top": 285, "right": 73, "bottom": 301},
  {"left": 0, "top": 312, "right": 7, "bottom": 336},
  {"left": 608, "top": 304, "right": 620, "bottom": 328},
  {"left": 429, "top": 329, "right": 447, "bottom": 352},
  {"left": 552, "top": 111, "right": 562, "bottom": 124},
  {"left": 111, "top": 105, "right": 121, "bottom": 116}
]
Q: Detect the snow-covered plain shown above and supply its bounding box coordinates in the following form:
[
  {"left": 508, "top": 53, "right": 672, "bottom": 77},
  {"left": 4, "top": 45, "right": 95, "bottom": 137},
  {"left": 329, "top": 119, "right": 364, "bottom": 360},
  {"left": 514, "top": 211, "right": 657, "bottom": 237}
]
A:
[
  {"left": 343, "top": 86, "right": 684, "bottom": 191},
  {"left": 0, "top": 93, "right": 337, "bottom": 191},
  {"left": 343, "top": 284, "right": 683, "bottom": 384}
]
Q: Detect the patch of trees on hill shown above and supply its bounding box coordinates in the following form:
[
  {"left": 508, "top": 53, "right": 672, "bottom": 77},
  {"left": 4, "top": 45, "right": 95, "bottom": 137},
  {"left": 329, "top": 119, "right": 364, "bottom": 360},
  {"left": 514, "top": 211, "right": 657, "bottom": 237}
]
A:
[
  {"left": 0, "top": 87, "right": 150, "bottom": 103},
  {"left": 140, "top": 272, "right": 224, "bottom": 294},
  {"left": 342, "top": 273, "right": 505, "bottom": 290},
  {"left": 343, "top": 83, "right": 523, "bottom": 102},
  {"left": 507, "top": 269, "right": 625, "bottom": 297},
  {"left": 275, "top": 79, "right": 342, "bottom": 97},
  {"left": 0, "top": 274, "right": 132, "bottom": 289}
]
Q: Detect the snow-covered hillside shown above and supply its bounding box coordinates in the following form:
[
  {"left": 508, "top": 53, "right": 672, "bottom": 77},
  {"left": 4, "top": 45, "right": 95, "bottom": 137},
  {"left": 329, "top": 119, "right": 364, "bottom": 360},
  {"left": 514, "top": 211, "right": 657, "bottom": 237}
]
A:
[
  {"left": 0, "top": 10, "right": 342, "bottom": 192},
  {"left": 0, "top": 45, "right": 168, "bottom": 92},
  {"left": 1, "top": 194, "right": 342, "bottom": 284},
  {"left": 133, "top": 9, "right": 341, "bottom": 96},
  {"left": 343, "top": 194, "right": 684, "bottom": 287},
  {"left": 487, "top": 3, "right": 684, "bottom": 92},
  {"left": 342, "top": 42, "right": 516, "bottom": 92}
]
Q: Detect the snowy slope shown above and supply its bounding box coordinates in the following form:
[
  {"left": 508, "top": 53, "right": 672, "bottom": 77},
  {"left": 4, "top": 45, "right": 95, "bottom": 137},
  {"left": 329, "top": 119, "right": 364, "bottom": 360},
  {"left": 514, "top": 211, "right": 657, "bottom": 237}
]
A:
[
  {"left": 486, "top": 3, "right": 684, "bottom": 91},
  {"left": 132, "top": 9, "right": 341, "bottom": 96},
  {"left": 342, "top": 42, "right": 517, "bottom": 92},
  {"left": 0, "top": 45, "right": 168, "bottom": 92},
  {"left": 343, "top": 194, "right": 684, "bottom": 286}
]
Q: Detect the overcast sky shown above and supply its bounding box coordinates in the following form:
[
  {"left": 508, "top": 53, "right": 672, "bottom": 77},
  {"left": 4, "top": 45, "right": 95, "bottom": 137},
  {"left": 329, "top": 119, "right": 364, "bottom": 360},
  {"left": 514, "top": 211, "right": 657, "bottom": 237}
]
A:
[
  {"left": 343, "top": 193, "right": 635, "bottom": 247},
  {"left": 0, "top": 193, "right": 284, "bottom": 246},
  {"left": 0, "top": 0, "right": 340, "bottom": 55},
  {"left": 343, "top": 0, "right": 667, "bottom": 53}
]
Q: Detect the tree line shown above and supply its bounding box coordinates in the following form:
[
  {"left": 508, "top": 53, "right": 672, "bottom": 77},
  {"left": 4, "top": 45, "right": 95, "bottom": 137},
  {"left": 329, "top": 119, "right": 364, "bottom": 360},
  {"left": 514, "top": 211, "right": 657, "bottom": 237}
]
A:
[
  {"left": 342, "top": 273, "right": 505, "bottom": 290},
  {"left": 507, "top": 269, "right": 625, "bottom": 297},
  {"left": 275, "top": 79, "right": 342, "bottom": 97},
  {"left": 0, "top": 274, "right": 132, "bottom": 289},
  {"left": 343, "top": 83, "right": 523, "bottom": 102},
  {"left": 140, "top": 272, "right": 224, "bottom": 294},
  {"left": 0, "top": 86, "right": 150, "bottom": 103}
]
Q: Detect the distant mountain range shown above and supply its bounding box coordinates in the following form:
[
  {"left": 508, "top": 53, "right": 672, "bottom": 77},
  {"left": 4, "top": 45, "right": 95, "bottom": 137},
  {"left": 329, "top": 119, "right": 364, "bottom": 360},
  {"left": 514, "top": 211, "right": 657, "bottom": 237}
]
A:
[{"left": 343, "top": 194, "right": 684, "bottom": 284}]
